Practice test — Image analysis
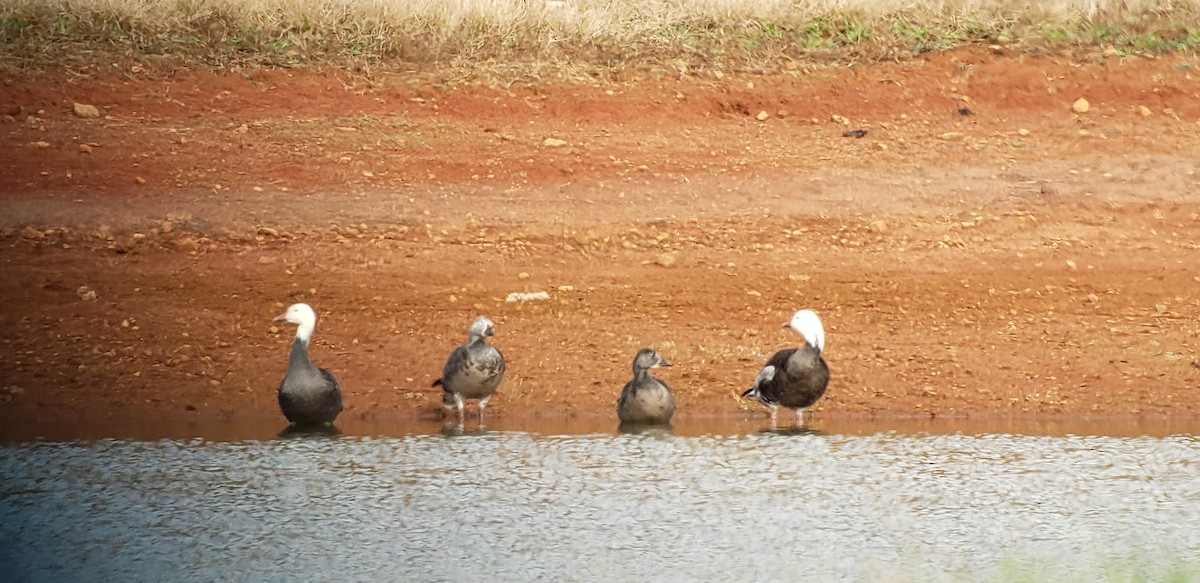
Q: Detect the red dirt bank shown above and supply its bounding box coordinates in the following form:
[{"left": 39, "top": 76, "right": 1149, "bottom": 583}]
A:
[{"left": 1, "top": 48, "right": 1198, "bottom": 430}]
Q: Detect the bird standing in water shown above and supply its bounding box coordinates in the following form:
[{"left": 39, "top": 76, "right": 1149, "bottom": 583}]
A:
[
  {"left": 616, "top": 348, "right": 676, "bottom": 425},
  {"left": 434, "top": 316, "right": 506, "bottom": 425},
  {"left": 275, "top": 303, "right": 343, "bottom": 426},
  {"left": 743, "top": 309, "right": 830, "bottom": 426}
]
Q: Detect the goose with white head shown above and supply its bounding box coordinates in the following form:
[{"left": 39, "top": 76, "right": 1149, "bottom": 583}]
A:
[
  {"left": 434, "top": 316, "right": 506, "bottom": 424},
  {"left": 274, "top": 303, "right": 343, "bottom": 426},
  {"left": 742, "top": 309, "right": 830, "bottom": 426},
  {"left": 616, "top": 348, "right": 675, "bottom": 425}
]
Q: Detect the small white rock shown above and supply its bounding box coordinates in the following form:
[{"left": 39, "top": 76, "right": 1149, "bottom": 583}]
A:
[
  {"left": 505, "top": 291, "right": 550, "bottom": 303},
  {"left": 1071, "top": 98, "right": 1090, "bottom": 114},
  {"left": 73, "top": 103, "right": 100, "bottom": 118},
  {"left": 77, "top": 285, "right": 98, "bottom": 301}
]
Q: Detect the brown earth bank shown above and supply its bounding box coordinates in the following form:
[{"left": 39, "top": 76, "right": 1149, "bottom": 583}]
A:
[{"left": 1, "top": 47, "right": 1199, "bottom": 433}]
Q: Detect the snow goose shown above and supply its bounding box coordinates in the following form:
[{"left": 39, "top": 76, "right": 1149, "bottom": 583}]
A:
[
  {"left": 616, "top": 348, "right": 675, "bottom": 425},
  {"left": 742, "top": 309, "right": 830, "bottom": 425},
  {"left": 274, "top": 303, "right": 343, "bottom": 426},
  {"left": 434, "top": 316, "right": 506, "bottom": 424}
]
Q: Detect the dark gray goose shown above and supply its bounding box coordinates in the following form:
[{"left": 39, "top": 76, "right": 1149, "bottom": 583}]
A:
[
  {"left": 742, "top": 309, "right": 830, "bottom": 425},
  {"left": 616, "top": 348, "right": 675, "bottom": 425},
  {"left": 433, "top": 316, "right": 506, "bottom": 423},
  {"left": 274, "top": 303, "right": 343, "bottom": 426}
]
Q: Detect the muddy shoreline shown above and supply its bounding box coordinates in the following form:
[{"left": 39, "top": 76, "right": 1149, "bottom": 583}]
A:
[{"left": 2, "top": 49, "right": 1198, "bottom": 431}]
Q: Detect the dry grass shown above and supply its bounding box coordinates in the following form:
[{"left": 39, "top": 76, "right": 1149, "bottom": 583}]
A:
[{"left": 1, "top": 0, "right": 1199, "bottom": 75}]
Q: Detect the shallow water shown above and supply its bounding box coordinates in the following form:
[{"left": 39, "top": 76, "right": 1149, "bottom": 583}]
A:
[{"left": 2, "top": 417, "right": 1199, "bottom": 582}]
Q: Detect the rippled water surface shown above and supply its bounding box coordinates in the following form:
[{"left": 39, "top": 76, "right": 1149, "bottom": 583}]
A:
[{"left": 2, "top": 418, "right": 1199, "bottom": 582}]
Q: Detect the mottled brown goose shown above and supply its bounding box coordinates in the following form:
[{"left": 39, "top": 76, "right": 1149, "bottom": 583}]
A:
[
  {"left": 434, "top": 316, "right": 506, "bottom": 424},
  {"left": 616, "top": 348, "right": 675, "bottom": 425}
]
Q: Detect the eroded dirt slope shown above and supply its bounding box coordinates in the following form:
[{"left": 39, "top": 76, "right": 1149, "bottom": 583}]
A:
[{"left": 2, "top": 48, "right": 1199, "bottom": 427}]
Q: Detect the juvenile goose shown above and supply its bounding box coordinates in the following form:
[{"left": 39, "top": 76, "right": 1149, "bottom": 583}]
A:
[
  {"left": 742, "top": 309, "right": 830, "bottom": 425},
  {"left": 434, "top": 316, "right": 506, "bottom": 423},
  {"left": 616, "top": 348, "right": 675, "bottom": 425},
  {"left": 274, "top": 303, "right": 343, "bottom": 426}
]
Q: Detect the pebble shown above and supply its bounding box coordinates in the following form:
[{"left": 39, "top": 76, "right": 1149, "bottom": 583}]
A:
[
  {"left": 542, "top": 138, "right": 567, "bottom": 147},
  {"left": 73, "top": 103, "right": 101, "bottom": 118},
  {"left": 505, "top": 291, "right": 550, "bottom": 303},
  {"left": 1071, "top": 98, "right": 1089, "bottom": 114},
  {"left": 655, "top": 252, "right": 678, "bottom": 268},
  {"left": 1137, "top": 105, "right": 1152, "bottom": 117},
  {"left": 755, "top": 111, "right": 769, "bottom": 121},
  {"left": 76, "top": 285, "right": 98, "bottom": 301}
]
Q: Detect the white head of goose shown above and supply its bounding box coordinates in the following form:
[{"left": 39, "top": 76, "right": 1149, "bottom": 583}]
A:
[
  {"left": 742, "top": 309, "right": 830, "bottom": 426},
  {"left": 274, "top": 303, "right": 343, "bottom": 426},
  {"left": 434, "top": 315, "right": 506, "bottom": 424},
  {"left": 616, "top": 347, "right": 675, "bottom": 425}
]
